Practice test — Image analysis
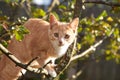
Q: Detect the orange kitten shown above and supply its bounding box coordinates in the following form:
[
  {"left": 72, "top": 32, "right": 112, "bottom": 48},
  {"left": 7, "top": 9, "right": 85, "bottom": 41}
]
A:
[{"left": 0, "top": 14, "right": 79, "bottom": 80}]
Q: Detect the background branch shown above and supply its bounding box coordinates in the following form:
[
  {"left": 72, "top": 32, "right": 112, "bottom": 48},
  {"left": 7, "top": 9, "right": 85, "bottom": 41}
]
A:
[
  {"left": 71, "top": 27, "right": 115, "bottom": 61},
  {"left": 47, "top": 0, "right": 60, "bottom": 13},
  {"left": 54, "top": 0, "right": 83, "bottom": 79},
  {"left": 71, "top": 38, "right": 105, "bottom": 61},
  {"left": 84, "top": 1, "right": 120, "bottom": 7}
]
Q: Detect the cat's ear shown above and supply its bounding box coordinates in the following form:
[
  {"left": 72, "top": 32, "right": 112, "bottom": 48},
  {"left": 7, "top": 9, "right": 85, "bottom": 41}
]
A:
[
  {"left": 49, "top": 13, "right": 58, "bottom": 29},
  {"left": 70, "top": 18, "right": 79, "bottom": 30}
]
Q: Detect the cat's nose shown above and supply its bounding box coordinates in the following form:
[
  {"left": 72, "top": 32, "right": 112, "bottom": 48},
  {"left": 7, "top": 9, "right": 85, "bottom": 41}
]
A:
[
  {"left": 59, "top": 41, "right": 63, "bottom": 46},
  {"left": 58, "top": 38, "right": 64, "bottom": 46},
  {"left": 59, "top": 41, "right": 62, "bottom": 44}
]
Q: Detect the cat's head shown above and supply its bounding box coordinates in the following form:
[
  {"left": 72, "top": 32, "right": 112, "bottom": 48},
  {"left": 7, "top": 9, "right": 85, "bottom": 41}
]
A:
[{"left": 48, "top": 14, "right": 79, "bottom": 49}]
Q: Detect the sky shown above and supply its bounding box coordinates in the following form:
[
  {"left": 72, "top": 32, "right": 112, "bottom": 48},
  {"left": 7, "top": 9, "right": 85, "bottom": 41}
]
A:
[{"left": 32, "top": 0, "right": 52, "bottom": 6}]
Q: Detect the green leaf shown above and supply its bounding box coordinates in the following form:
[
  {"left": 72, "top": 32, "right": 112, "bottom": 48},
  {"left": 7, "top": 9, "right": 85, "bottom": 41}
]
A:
[
  {"left": 4, "top": 0, "right": 10, "bottom": 3},
  {"left": 14, "top": 30, "right": 23, "bottom": 41},
  {"left": 59, "top": 5, "right": 67, "bottom": 10},
  {"left": 77, "top": 27, "right": 82, "bottom": 33},
  {"left": 5, "top": 0, "right": 18, "bottom": 3},
  {"left": 77, "top": 43, "right": 81, "bottom": 50},
  {"left": 18, "top": 26, "right": 29, "bottom": 34},
  {"left": 51, "top": 12, "right": 59, "bottom": 20},
  {"left": 14, "top": 26, "right": 29, "bottom": 41},
  {"left": 113, "top": 28, "right": 119, "bottom": 38},
  {"left": 33, "top": 9, "right": 46, "bottom": 18},
  {"left": 84, "top": 33, "right": 95, "bottom": 45},
  {"left": 1, "top": 40, "right": 8, "bottom": 47},
  {"left": 96, "top": 10, "right": 108, "bottom": 21},
  {"left": 107, "top": 17, "right": 113, "bottom": 22}
]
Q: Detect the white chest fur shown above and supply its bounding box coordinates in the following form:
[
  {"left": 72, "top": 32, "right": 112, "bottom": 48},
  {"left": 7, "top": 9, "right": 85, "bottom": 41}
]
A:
[{"left": 54, "top": 44, "right": 69, "bottom": 58}]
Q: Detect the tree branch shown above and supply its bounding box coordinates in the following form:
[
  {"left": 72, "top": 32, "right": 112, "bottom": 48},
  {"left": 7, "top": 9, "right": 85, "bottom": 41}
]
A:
[
  {"left": 0, "top": 43, "right": 47, "bottom": 75},
  {"left": 70, "top": 38, "right": 104, "bottom": 61},
  {"left": 54, "top": 0, "right": 83, "bottom": 79},
  {"left": 71, "top": 27, "right": 115, "bottom": 61},
  {"left": 73, "top": 0, "right": 82, "bottom": 18},
  {"left": 47, "top": 0, "right": 60, "bottom": 13},
  {"left": 84, "top": 1, "right": 120, "bottom": 7}
]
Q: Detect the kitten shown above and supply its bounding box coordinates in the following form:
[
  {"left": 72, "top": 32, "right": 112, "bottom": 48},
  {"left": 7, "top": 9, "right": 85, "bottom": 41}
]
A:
[{"left": 0, "top": 14, "right": 79, "bottom": 80}]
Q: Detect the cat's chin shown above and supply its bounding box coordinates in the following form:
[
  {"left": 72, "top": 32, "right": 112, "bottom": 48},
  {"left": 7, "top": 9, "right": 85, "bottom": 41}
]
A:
[
  {"left": 54, "top": 44, "right": 69, "bottom": 58},
  {"left": 58, "top": 45, "right": 64, "bottom": 47}
]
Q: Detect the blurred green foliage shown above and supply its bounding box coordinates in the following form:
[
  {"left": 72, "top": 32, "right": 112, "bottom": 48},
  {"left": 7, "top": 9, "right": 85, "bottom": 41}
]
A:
[
  {"left": 32, "top": 8, "right": 46, "bottom": 18},
  {"left": 78, "top": 9, "right": 120, "bottom": 61}
]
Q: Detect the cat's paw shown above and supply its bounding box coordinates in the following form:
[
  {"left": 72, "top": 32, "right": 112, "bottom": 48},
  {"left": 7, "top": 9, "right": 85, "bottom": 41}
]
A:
[
  {"left": 51, "top": 64, "right": 57, "bottom": 68},
  {"left": 42, "top": 69, "right": 48, "bottom": 75},
  {"left": 48, "top": 70, "right": 57, "bottom": 77}
]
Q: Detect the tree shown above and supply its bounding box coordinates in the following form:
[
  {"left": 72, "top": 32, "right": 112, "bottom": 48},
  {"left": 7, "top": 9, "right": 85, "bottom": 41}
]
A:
[{"left": 0, "top": 0, "right": 120, "bottom": 80}]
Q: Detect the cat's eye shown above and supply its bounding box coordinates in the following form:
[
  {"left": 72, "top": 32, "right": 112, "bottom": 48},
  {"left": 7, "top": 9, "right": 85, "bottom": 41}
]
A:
[
  {"left": 65, "top": 34, "right": 70, "bottom": 39},
  {"left": 54, "top": 33, "right": 59, "bottom": 38}
]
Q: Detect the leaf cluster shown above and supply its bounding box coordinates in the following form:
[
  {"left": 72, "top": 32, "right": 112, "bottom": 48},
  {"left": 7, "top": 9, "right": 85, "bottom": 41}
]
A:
[{"left": 78, "top": 10, "right": 120, "bottom": 63}]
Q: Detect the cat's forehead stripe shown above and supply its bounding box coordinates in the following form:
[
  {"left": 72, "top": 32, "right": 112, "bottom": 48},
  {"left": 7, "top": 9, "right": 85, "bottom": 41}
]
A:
[
  {"left": 59, "top": 22, "right": 69, "bottom": 26},
  {"left": 58, "top": 22, "right": 70, "bottom": 29}
]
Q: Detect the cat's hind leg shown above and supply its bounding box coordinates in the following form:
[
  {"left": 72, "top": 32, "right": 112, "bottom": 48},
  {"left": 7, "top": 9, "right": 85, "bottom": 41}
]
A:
[{"left": 0, "top": 56, "right": 22, "bottom": 80}]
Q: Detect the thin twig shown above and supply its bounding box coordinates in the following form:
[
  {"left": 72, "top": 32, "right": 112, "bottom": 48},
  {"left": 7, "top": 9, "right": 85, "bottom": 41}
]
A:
[
  {"left": 47, "top": 0, "right": 60, "bottom": 13},
  {"left": 25, "top": 56, "right": 38, "bottom": 68},
  {"left": 84, "top": 1, "right": 120, "bottom": 7},
  {"left": 43, "top": 60, "right": 52, "bottom": 69},
  {"left": 38, "top": 60, "right": 52, "bottom": 73}
]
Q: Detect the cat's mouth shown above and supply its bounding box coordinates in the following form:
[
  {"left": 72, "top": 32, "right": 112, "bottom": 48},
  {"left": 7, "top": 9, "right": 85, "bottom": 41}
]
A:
[
  {"left": 58, "top": 42, "right": 64, "bottom": 47},
  {"left": 58, "top": 41, "right": 64, "bottom": 47}
]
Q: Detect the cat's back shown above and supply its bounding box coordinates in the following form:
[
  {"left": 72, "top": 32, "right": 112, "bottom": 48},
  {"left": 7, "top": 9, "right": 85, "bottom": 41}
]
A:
[
  {"left": 23, "top": 18, "right": 51, "bottom": 51},
  {"left": 24, "top": 18, "right": 50, "bottom": 33},
  {"left": 7, "top": 18, "right": 51, "bottom": 61},
  {"left": 24, "top": 18, "right": 50, "bottom": 43}
]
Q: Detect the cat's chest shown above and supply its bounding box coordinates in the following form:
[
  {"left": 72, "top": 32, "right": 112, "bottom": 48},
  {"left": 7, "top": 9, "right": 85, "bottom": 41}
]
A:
[{"left": 54, "top": 45, "right": 69, "bottom": 58}]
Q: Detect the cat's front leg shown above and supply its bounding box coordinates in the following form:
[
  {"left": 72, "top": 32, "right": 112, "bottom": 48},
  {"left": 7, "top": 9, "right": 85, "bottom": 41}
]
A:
[
  {"left": 42, "top": 57, "right": 57, "bottom": 77},
  {"left": 36, "top": 55, "right": 57, "bottom": 77},
  {"left": 45, "top": 63, "right": 57, "bottom": 77}
]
